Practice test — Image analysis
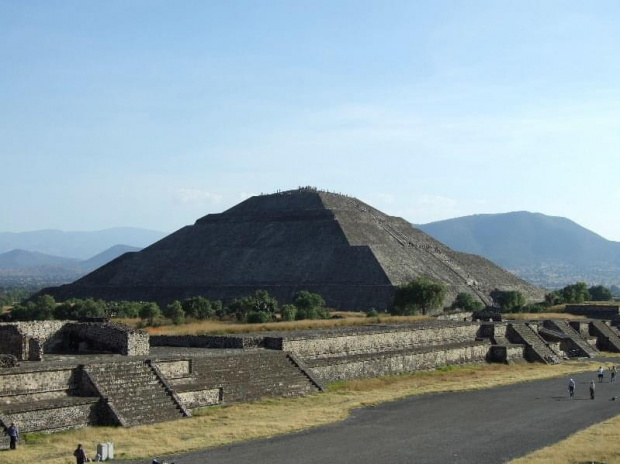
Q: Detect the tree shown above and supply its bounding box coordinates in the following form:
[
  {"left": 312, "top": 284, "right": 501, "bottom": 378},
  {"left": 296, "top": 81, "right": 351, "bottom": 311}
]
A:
[
  {"left": 451, "top": 293, "right": 484, "bottom": 312},
  {"left": 561, "top": 282, "right": 590, "bottom": 304},
  {"left": 392, "top": 277, "right": 446, "bottom": 315},
  {"left": 490, "top": 290, "right": 526, "bottom": 313},
  {"left": 226, "top": 290, "right": 279, "bottom": 322},
  {"left": 293, "top": 291, "right": 329, "bottom": 320},
  {"left": 280, "top": 304, "right": 297, "bottom": 321},
  {"left": 588, "top": 285, "right": 613, "bottom": 302},
  {"left": 165, "top": 300, "right": 186, "bottom": 325},
  {"left": 139, "top": 302, "right": 161, "bottom": 325},
  {"left": 181, "top": 296, "right": 214, "bottom": 320}
]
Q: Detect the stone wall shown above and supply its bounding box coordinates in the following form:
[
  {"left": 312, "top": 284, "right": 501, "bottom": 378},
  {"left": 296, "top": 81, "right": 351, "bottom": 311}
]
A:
[
  {"left": 565, "top": 305, "right": 620, "bottom": 319},
  {"left": 4, "top": 398, "right": 100, "bottom": 434},
  {"left": 177, "top": 388, "right": 222, "bottom": 409},
  {"left": 0, "top": 321, "right": 149, "bottom": 360},
  {"left": 150, "top": 334, "right": 262, "bottom": 349},
  {"left": 265, "top": 323, "right": 480, "bottom": 359},
  {"left": 0, "top": 366, "right": 77, "bottom": 403},
  {"left": 487, "top": 345, "right": 525, "bottom": 363},
  {"left": 307, "top": 342, "right": 490, "bottom": 382}
]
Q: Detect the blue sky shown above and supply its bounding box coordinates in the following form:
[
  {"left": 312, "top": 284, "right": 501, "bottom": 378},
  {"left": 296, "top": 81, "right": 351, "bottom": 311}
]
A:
[{"left": 2, "top": 1, "right": 619, "bottom": 239}]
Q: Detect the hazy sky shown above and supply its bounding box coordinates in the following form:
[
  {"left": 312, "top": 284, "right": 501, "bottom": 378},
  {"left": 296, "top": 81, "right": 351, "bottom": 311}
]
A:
[{"left": 2, "top": 1, "right": 619, "bottom": 240}]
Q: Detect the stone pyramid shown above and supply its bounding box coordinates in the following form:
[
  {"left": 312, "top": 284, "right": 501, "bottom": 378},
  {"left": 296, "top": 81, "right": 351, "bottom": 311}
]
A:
[{"left": 46, "top": 188, "right": 545, "bottom": 310}]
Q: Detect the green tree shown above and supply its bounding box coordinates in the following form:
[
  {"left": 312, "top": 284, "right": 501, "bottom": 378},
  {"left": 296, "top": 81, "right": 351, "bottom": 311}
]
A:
[
  {"left": 491, "top": 290, "right": 526, "bottom": 313},
  {"left": 181, "top": 296, "right": 214, "bottom": 319},
  {"left": 165, "top": 300, "right": 186, "bottom": 325},
  {"left": 560, "top": 282, "right": 590, "bottom": 304},
  {"left": 293, "top": 290, "right": 328, "bottom": 320},
  {"left": 139, "top": 302, "right": 161, "bottom": 325},
  {"left": 280, "top": 304, "right": 297, "bottom": 321},
  {"left": 588, "top": 285, "right": 613, "bottom": 302},
  {"left": 451, "top": 293, "right": 484, "bottom": 312},
  {"left": 392, "top": 277, "right": 446, "bottom": 315}
]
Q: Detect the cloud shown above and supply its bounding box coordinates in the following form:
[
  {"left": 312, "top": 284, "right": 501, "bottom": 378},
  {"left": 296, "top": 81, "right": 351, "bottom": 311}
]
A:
[{"left": 175, "top": 189, "right": 223, "bottom": 205}]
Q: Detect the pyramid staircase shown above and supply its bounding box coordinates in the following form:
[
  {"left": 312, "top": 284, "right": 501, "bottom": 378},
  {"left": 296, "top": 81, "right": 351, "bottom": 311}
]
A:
[
  {"left": 543, "top": 320, "right": 598, "bottom": 358},
  {"left": 84, "top": 360, "right": 189, "bottom": 427},
  {"left": 507, "top": 323, "right": 562, "bottom": 364},
  {"left": 590, "top": 321, "right": 620, "bottom": 352}
]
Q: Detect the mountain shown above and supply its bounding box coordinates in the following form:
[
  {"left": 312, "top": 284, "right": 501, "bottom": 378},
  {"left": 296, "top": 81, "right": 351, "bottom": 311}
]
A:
[
  {"left": 417, "top": 212, "right": 620, "bottom": 288},
  {"left": 80, "top": 244, "right": 141, "bottom": 271},
  {"left": 0, "top": 228, "right": 166, "bottom": 260},
  {"left": 0, "top": 249, "right": 80, "bottom": 271},
  {"left": 44, "top": 188, "right": 544, "bottom": 310},
  {"left": 0, "top": 245, "right": 142, "bottom": 288}
]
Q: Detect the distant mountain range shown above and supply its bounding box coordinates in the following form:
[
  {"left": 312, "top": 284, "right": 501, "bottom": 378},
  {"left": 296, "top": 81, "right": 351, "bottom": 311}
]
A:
[
  {"left": 0, "top": 227, "right": 166, "bottom": 260},
  {"left": 0, "top": 245, "right": 142, "bottom": 286},
  {"left": 417, "top": 212, "right": 620, "bottom": 289},
  {"left": 0, "top": 227, "right": 165, "bottom": 288}
]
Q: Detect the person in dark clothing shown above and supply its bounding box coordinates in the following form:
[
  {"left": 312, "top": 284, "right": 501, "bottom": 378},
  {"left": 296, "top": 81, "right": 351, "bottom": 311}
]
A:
[
  {"left": 590, "top": 380, "right": 596, "bottom": 400},
  {"left": 568, "top": 378, "right": 576, "bottom": 398},
  {"left": 6, "top": 422, "right": 18, "bottom": 450},
  {"left": 74, "top": 443, "right": 88, "bottom": 464},
  {"left": 611, "top": 366, "right": 617, "bottom": 383}
]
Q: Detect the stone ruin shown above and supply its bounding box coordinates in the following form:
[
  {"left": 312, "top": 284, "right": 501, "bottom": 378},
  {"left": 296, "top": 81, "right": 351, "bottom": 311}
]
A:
[
  {"left": 43, "top": 188, "right": 545, "bottom": 311},
  {"left": 0, "top": 321, "right": 149, "bottom": 360},
  {"left": 2, "top": 317, "right": 620, "bottom": 446}
]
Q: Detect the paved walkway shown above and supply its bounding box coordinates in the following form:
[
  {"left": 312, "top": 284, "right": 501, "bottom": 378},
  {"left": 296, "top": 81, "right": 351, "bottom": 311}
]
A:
[{"left": 136, "top": 367, "right": 620, "bottom": 464}]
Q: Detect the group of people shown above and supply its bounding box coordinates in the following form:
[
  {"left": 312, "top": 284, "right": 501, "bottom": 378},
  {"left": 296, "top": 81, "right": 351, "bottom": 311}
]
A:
[{"left": 569, "top": 365, "right": 618, "bottom": 400}]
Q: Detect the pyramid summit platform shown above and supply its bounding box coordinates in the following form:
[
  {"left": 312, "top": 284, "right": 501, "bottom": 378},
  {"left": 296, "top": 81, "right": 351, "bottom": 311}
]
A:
[{"left": 45, "top": 188, "right": 544, "bottom": 310}]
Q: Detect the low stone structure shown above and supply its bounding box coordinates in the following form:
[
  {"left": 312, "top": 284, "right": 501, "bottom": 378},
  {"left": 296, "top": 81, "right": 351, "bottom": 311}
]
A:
[
  {"left": 564, "top": 304, "right": 620, "bottom": 320},
  {"left": 0, "top": 321, "right": 149, "bottom": 360},
  {"left": 3, "top": 317, "right": 620, "bottom": 440}
]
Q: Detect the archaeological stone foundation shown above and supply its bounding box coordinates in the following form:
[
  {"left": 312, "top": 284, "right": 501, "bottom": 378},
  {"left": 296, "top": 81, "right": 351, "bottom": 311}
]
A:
[{"left": 2, "top": 315, "right": 620, "bottom": 448}]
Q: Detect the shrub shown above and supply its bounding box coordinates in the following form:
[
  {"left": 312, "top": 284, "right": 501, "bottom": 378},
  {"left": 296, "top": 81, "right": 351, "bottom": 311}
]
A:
[
  {"left": 246, "top": 311, "right": 272, "bottom": 323},
  {"left": 280, "top": 304, "right": 297, "bottom": 321},
  {"left": 392, "top": 277, "right": 446, "bottom": 315},
  {"left": 451, "top": 293, "right": 484, "bottom": 312}
]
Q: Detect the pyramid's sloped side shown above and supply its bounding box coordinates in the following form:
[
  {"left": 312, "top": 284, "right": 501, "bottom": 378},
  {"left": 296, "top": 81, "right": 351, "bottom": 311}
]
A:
[
  {"left": 450, "top": 252, "right": 546, "bottom": 301},
  {"left": 48, "top": 204, "right": 394, "bottom": 309},
  {"left": 45, "top": 189, "right": 546, "bottom": 310}
]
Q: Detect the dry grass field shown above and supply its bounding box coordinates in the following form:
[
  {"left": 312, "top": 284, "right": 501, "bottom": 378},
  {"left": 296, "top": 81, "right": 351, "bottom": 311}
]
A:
[
  {"left": 116, "top": 314, "right": 434, "bottom": 336},
  {"left": 511, "top": 414, "right": 620, "bottom": 464},
  {"left": 2, "top": 361, "right": 600, "bottom": 464}
]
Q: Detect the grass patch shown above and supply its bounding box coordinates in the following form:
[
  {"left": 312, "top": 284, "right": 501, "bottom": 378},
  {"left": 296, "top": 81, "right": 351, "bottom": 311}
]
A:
[
  {"left": 1, "top": 361, "right": 600, "bottom": 464},
  {"left": 510, "top": 413, "right": 620, "bottom": 464},
  {"left": 120, "top": 315, "right": 433, "bottom": 336}
]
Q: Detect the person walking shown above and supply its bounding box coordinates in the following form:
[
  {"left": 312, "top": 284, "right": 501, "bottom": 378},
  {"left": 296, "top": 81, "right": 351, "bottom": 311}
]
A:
[
  {"left": 74, "top": 443, "right": 88, "bottom": 464},
  {"left": 598, "top": 366, "right": 605, "bottom": 383},
  {"left": 6, "top": 422, "right": 19, "bottom": 450},
  {"left": 568, "top": 378, "right": 576, "bottom": 398},
  {"left": 611, "top": 366, "right": 617, "bottom": 383},
  {"left": 590, "top": 380, "right": 596, "bottom": 400}
]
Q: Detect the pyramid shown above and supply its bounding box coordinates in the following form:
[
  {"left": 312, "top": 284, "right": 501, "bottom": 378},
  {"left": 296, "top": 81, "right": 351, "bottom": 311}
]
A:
[{"left": 46, "top": 188, "right": 545, "bottom": 310}]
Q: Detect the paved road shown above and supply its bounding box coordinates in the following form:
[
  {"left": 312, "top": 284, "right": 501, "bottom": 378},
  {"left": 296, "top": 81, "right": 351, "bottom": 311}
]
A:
[{"left": 138, "top": 368, "right": 620, "bottom": 464}]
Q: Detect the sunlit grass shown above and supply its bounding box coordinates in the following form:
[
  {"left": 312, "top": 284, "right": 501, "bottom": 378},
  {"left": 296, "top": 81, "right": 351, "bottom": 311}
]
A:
[
  {"left": 511, "top": 414, "right": 620, "bottom": 464},
  {"left": 2, "top": 361, "right": 599, "bottom": 464},
  {"left": 116, "top": 315, "right": 433, "bottom": 336}
]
